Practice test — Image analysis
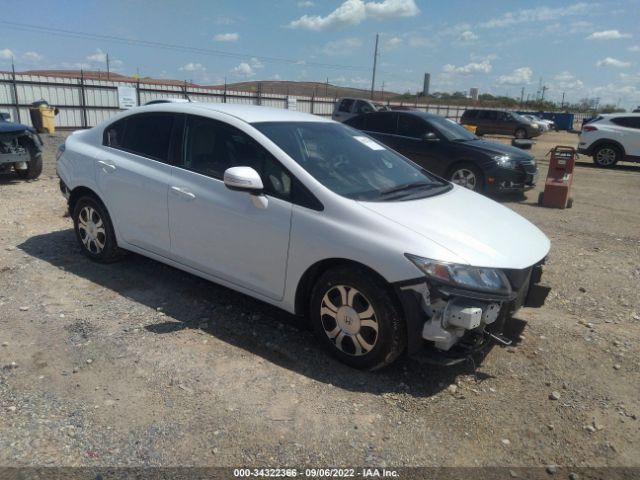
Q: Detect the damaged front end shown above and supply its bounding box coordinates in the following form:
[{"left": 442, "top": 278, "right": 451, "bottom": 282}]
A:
[
  {"left": 396, "top": 256, "right": 549, "bottom": 365},
  {"left": 0, "top": 117, "right": 43, "bottom": 175}
]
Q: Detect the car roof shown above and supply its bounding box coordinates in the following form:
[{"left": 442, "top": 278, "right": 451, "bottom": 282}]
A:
[
  {"left": 599, "top": 113, "right": 640, "bottom": 118},
  {"left": 135, "top": 102, "right": 333, "bottom": 124}
]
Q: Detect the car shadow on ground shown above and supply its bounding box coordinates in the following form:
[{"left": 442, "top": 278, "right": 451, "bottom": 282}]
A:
[
  {"left": 18, "top": 229, "right": 526, "bottom": 398},
  {"left": 575, "top": 160, "right": 640, "bottom": 172}
]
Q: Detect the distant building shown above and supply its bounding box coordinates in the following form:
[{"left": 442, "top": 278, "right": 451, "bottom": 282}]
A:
[
  {"left": 422, "top": 73, "right": 431, "bottom": 96},
  {"left": 470, "top": 87, "right": 479, "bottom": 101}
]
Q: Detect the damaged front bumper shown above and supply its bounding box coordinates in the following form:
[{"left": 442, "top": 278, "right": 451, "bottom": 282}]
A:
[{"left": 394, "top": 261, "right": 549, "bottom": 364}]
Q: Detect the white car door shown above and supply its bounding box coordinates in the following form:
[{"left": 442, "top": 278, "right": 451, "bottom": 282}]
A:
[
  {"left": 167, "top": 115, "right": 293, "bottom": 300},
  {"left": 97, "top": 112, "right": 175, "bottom": 256},
  {"left": 614, "top": 116, "right": 640, "bottom": 157}
]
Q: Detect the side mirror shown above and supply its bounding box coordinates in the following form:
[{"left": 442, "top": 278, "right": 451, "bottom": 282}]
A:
[
  {"left": 422, "top": 132, "right": 439, "bottom": 142},
  {"left": 223, "top": 166, "right": 264, "bottom": 194}
]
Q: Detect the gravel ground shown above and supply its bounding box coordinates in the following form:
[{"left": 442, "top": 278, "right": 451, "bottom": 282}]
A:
[{"left": 0, "top": 130, "right": 639, "bottom": 469}]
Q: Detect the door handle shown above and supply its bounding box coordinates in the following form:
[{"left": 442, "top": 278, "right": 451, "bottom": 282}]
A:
[
  {"left": 97, "top": 160, "right": 116, "bottom": 173},
  {"left": 170, "top": 186, "right": 196, "bottom": 200}
]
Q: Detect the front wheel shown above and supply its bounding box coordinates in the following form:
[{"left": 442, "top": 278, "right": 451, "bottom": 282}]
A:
[
  {"left": 448, "top": 163, "right": 484, "bottom": 192},
  {"left": 514, "top": 128, "right": 527, "bottom": 139},
  {"left": 310, "top": 267, "right": 406, "bottom": 370},
  {"left": 15, "top": 147, "right": 43, "bottom": 180},
  {"left": 72, "top": 195, "right": 125, "bottom": 263}
]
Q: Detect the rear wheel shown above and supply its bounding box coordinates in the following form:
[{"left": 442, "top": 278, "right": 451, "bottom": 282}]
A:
[
  {"left": 72, "top": 195, "right": 125, "bottom": 263},
  {"left": 448, "top": 163, "right": 484, "bottom": 192},
  {"left": 310, "top": 267, "right": 406, "bottom": 370},
  {"left": 593, "top": 144, "right": 620, "bottom": 167}
]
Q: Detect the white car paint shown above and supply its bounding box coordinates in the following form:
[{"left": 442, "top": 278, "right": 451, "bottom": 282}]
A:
[
  {"left": 57, "top": 103, "right": 550, "bottom": 360},
  {"left": 579, "top": 113, "right": 640, "bottom": 160}
]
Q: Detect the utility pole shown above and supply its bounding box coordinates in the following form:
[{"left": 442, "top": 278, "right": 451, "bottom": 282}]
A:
[
  {"left": 370, "top": 33, "right": 379, "bottom": 100},
  {"left": 561, "top": 91, "right": 565, "bottom": 109},
  {"left": 541, "top": 85, "right": 548, "bottom": 102},
  {"left": 106, "top": 53, "right": 110, "bottom": 80},
  {"left": 520, "top": 87, "right": 525, "bottom": 106}
]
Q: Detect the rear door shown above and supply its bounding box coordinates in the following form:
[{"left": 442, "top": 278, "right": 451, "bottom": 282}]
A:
[
  {"left": 610, "top": 116, "right": 640, "bottom": 157},
  {"left": 395, "top": 114, "right": 448, "bottom": 174},
  {"left": 361, "top": 112, "right": 398, "bottom": 149},
  {"left": 97, "top": 112, "right": 176, "bottom": 256},
  {"left": 167, "top": 114, "right": 293, "bottom": 300}
]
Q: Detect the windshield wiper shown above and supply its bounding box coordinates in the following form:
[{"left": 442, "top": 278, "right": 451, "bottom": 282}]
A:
[{"left": 379, "top": 181, "right": 434, "bottom": 197}]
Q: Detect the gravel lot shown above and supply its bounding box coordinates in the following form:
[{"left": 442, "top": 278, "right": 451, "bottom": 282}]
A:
[{"left": 0, "top": 130, "right": 639, "bottom": 471}]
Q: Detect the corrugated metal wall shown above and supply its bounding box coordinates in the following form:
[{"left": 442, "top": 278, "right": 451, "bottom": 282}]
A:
[{"left": 0, "top": 72, "right": 586, "bottom": 130}]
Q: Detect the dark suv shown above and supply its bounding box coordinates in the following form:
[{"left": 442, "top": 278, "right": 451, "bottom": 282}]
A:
[
  {"left": 345, "top": 111, "right": 538, "bottom": 193},
  {"left": 461, "top": 109, "right": 541, "bottom": 139}
]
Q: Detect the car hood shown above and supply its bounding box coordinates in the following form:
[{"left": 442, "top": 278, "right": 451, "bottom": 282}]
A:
[
  {"left": 459, "top": 139, "right": 534, "bottom": 161},
  {"left": 358, "top": 186, "right": 550, "bottom": 270},
  {"left": 0, "top": 121, "right": 36, "bottom": 135}
]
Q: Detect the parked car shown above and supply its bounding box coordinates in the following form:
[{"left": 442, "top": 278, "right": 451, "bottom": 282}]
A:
[
  {"left": 578, "top": 113, "right": 640, "bottom": 167},
  {"left": 57, "top": 103, "right": 550, "bottom": 369},
  {"left": 332, "top": 97, "right": 389, "bottom": 123},
  {"left": 344, "top": 111, "right": 539, "bottom": 193},
  {"left": 0, "top": 112, "right": 43, "bottom": 179},
  {"left": 521, "top": 114, "right": 555, "bottom": 132},
  {"left": 461, "top": 109, "right": 541, "bottom": 139}
]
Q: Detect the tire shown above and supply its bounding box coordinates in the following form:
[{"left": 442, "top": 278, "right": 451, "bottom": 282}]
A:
[
  {"left": 593, "top": 144, "right": 621, "bottom": 167},
  {"left": 15, "top": 146, "right": 43, "bottom": 180},
  {"left": 538, "top": 192, "right": 544, "bottom": 205},
  {"left": 514, "top": 128, "right": 527, "bottom": 139},
  {"left": 566, "top": 197, "right": 573, "bottom": 209},
  {"left": 72, "top": 195, "right": 125, "bottom": 263},
  {"left": 309, "top": 266, "right": 406, "bottom": 370},
  {"left": 448, "top": 163, "right": 484, "bottom": 192}
]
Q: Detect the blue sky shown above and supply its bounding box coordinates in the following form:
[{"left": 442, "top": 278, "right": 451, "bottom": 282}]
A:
[{"left": 1, "top": 0, "right": 639, "bottom": 109}]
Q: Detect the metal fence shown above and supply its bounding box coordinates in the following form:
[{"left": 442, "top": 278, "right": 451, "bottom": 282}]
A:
[{"left": 0, "top": 72, "right": 586, "bottom": 130}]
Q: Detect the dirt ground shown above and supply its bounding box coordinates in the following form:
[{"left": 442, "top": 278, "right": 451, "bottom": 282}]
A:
[{"left": 0, "top": 129, "right": 639, "bottom": 471}]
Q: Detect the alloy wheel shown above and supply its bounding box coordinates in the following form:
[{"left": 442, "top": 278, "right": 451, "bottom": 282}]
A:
[
  {"left": 77, "top": 206, "right": 106, "bottom": 254},
  {"left": 451, "top": 169, "right": 477, "bottom": 190},
  {"left": 320, "top": 285, "right": 379, "bottom": 356},
  {"left": 595, "top": 148, "right": 617, "bottom": 166}
]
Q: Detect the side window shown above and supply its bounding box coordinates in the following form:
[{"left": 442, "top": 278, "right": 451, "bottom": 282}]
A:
[
  {"left": 119, "top": 113, "right": 175, "bottom": 162},
  {"left": 181, "top": 115, "right": 293, "bottom": 200},
  {"left": 355, "top": 100, "right": 374, "bottom": 114},
  {"left": 345, "top": 115, "right": 365, "bottom": 129},
  {"left": 463, "top": 110, "right": 477, "bottom": 119},
  {"left": 611, "top": 117, "right": 640, "bottom": 129},
  {"left": 103, "top": 118, "right": 126, "bottom": 148},
  {"left": 338, "top": 99, "right": 354, "bottom": 113},
  {"left": 398, "top": 115, "right": 428, "bottom": 138},
  {"left": 364, "top": 112, "right": 397, "bottom": 134},
  {"left": 497, "top": 112, "right": 510, "bottom": 121}
]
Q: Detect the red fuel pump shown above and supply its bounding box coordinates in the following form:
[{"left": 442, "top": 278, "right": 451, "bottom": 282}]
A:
[{"left": 538, "top": 146, "right": 576, "bottom": 209}]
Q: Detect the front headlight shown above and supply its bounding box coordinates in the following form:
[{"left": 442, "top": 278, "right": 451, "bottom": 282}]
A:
[
  {"left": 492, "top": 154, "right": 517, "bottom": 169},
  {"left": 405, "top": 254, "right": 512, "bottom": 295}
]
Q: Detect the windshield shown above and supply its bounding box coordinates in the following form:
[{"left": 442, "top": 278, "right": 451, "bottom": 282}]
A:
[
  {"left": 427, "top": 115, "right": 477, "bottom": 141},
  {"left": 512, "top": 113, "right": 530, "bottom": 123},
  {"left": 253, "top": 121, "right": 448, "bottom": 201}
]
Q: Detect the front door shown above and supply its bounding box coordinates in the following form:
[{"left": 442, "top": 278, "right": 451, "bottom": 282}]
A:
[{"left": 167, "top": 114, "right": 293, "bottom": 300}]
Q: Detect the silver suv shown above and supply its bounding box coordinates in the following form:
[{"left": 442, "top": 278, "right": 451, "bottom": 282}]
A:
[{"left": 332, "top": 97, "right": 389, "bottom": 123}]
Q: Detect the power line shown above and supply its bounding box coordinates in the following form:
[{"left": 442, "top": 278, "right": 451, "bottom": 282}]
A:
[{"left": 0, "top": 20, "right": 369, "bottom": 72}]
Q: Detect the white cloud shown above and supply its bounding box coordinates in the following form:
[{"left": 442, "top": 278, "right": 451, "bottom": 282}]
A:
[
  {"left": 0, "top": 48, "right": 15, "bottom": 60},
  {"left": 553, "top": 71, "right": 584, "bottom": 90},
  {"left": 459, "top": 30, "right": 478, "bottom": 42},
  {"left": 365, "top": 0, "right": 420, "bottom": 19},
  {"left": 23, "top": 51, "right": 43, "bottom": 62},
  {"left": 289, "top": 0, "right": 418, "bottom": 31},
  {"left": 586, "top": 30, "right": 632, "bottom": 40},
  {"left": 179, "top": 62, "right": 206, "bottom": 72},
  {"left": 480, "top": 3, "right": 588, "bottom": 28},
  {"left": 321, "top": 37, "right": 363, "bottom": 55},
  {"left": 297, "top": 0, "right": 315, "bottom": 6},
  {"left": 249, "top": 57, "right": 264, "bottom": 69},
  {"left": 496, "top": 66, "right": 533, "bottom": 85},
  {"left": 87, "top": 48, "right": 107, "bottom": 63},
  {"left": 383, "top": 36, "right": 403, "bottom": 51},
  {"left": 232, "top": 62, "right": 255, "bottom": 78},
  {"left": 407, "top": 35, "right": 432, "bottom": 48},
  {"left": 596, "top": 57, "right": 631, "bottom": 68},
  {"left": 213, "top": 33, "right": 239, "bottom": 42},
  {"left": 627, "top": 45, "right": 640, "bottom": 52},
  {"left": 442, "top": 60, "right": 492, "bottom": 76}
]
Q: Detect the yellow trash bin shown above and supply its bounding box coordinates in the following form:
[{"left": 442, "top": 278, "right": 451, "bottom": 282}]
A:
[
  {"left": 461, "top": 124, "right": 477, "bottom": 134},
  {"left": 39, "top": 106, "right": 56, "bottom": 134}
]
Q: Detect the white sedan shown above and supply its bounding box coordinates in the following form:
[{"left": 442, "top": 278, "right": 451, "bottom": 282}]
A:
[{"left": 56, "top": 103, "right": 550, "bottom": 369}]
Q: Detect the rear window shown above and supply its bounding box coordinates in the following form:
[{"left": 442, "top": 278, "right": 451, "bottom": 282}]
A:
[
  {"left": 120, "top": 113, "right": 175, "bottom": 162},
  {"left": 462, "top": 110, "right": 478, "bottom": 119},
  {"left": 610, "top": 116, "right": 640, "bottom": 129},
  {"left": 337, "top": 99, "right": 354, "bottom": 113},
  {"left": 364, "top": 112, "right": 397, "bottom": 134}
]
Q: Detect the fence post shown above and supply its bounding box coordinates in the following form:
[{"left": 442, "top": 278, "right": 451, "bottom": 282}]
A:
[
  {"left": 11, "top": 64, "right": 21, "bottom": 123},
  {"left": 256, "top": 82, "right": 262, "bottom": 106},
  {"left": 223, "top": 80, "right": 227, "bottom": 103},
  {"left": 79, "top": 70, "right": 88, "bottom": 129},
  {"left": 183, "top": 80, "right": 188, "bottom": 100},
  {"left": 136, "top": 79, "right": 141, "bottom": 107},
  {"left": 311, "top": 88, "right": 316, "bottom": 115}
]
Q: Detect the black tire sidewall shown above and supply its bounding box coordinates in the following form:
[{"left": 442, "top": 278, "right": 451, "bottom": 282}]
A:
[
  {"left": 72, "top": 196, "right": 120, "bottom": 263},
  {"left": 309, "top": 267, "right": 405, "bottom": 370},
  {"left": 16, "top": 145, "right": 43, "bottom": 179},
  {"left": 515, "top": 128, "right": 527, "bottom": 139}
]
